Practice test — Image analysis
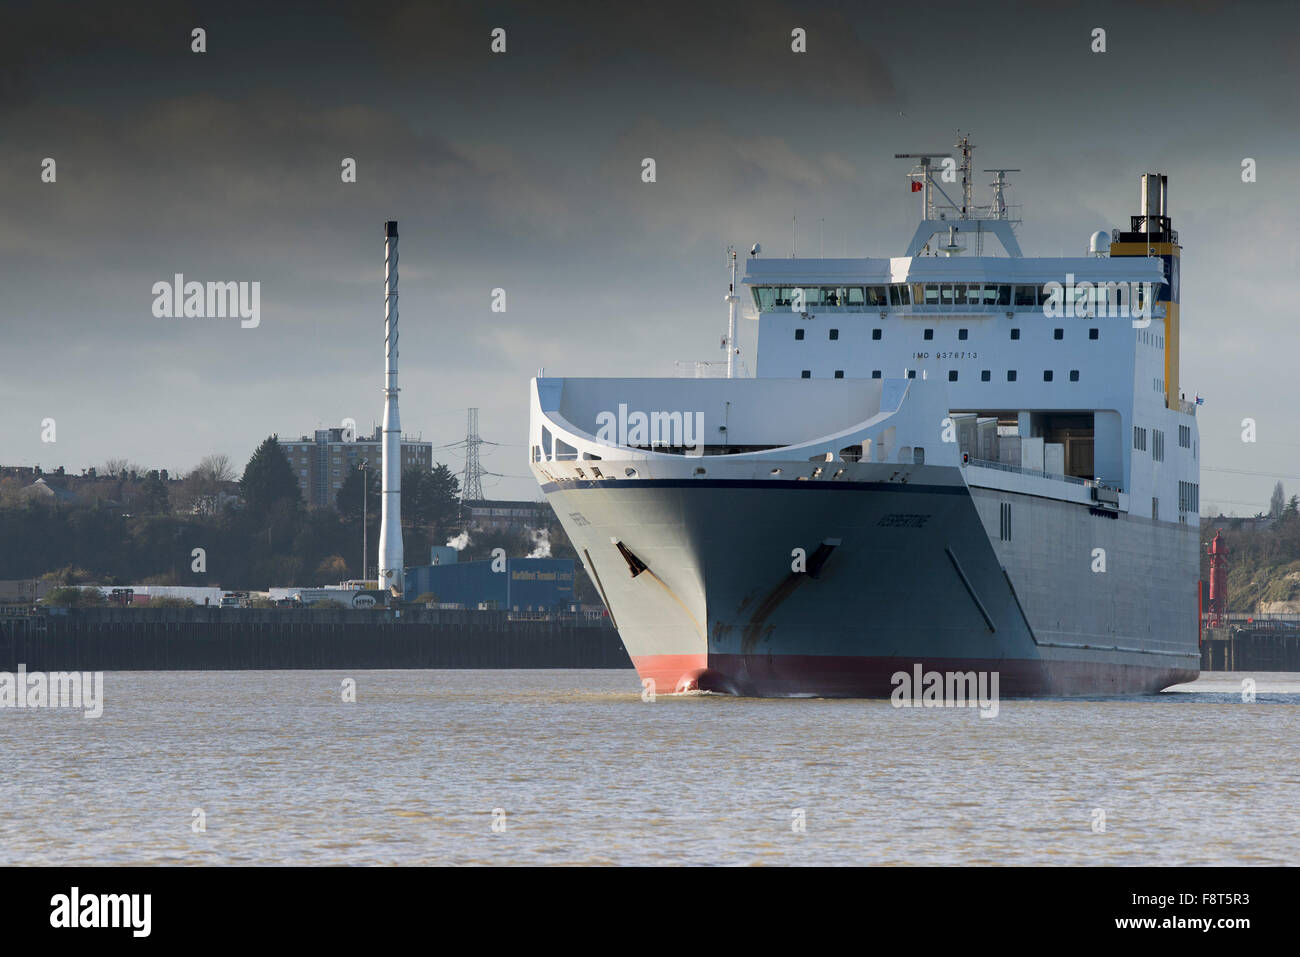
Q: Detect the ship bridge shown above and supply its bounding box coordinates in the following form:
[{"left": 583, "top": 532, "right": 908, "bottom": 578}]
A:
[{"left": 738, "top": 169, "right": 1197, "bottom": 525}]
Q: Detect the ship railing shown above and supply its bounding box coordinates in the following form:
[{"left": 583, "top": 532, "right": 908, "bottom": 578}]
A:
[
  {"left": 1208, "top": 612, "right": 1300, "bottom": 628},
  {"left": 964, "top": 456, "right": 1090, "bottom": 487},
  {"left": 673, "top": 359, "right": 751, "bottom": 378}
]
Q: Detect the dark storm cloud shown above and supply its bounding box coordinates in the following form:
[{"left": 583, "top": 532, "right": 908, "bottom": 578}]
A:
[
  {"left": 0, "top": 1, "right": 177, "bottom": 109},
  {"left": 354, "top": 0, "right": 897, "bottom": 107},
  {"left": 0, "top": 0, "right": 1297, "bottom": 508}
]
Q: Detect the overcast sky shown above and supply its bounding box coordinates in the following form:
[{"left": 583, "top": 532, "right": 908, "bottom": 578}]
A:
[{"left": 2, "top": 0, "right": 1297, "bottom": 512}]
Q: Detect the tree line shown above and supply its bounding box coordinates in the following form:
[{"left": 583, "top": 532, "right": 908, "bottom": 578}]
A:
[{"left": 0, "top": 436, "right": 588, "bottom": 597}]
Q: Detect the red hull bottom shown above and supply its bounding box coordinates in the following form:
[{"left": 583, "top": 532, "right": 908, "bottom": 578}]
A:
[{"left": 631, "top": 653, "right": 1197, "bottom": 698}]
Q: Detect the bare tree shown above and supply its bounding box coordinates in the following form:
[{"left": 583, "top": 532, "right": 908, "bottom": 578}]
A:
[
  {"left": 196, "top": 454, "right": 236, "bottom": 484},
  {"left": 1270, "top": 481, "right": 1285, "bottom": 519},
  {"left": 175, "top": 455, "right": 235, "bottom": 518}
]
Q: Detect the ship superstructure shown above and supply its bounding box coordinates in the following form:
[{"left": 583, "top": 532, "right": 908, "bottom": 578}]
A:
[{"left": 528, "top": 136, "right": 1200, "bottom": 696}]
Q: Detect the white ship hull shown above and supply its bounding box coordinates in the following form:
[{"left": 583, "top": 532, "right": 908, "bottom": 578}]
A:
[{"left": 529, "top": 375, "right": 1200, "bottom": 696}]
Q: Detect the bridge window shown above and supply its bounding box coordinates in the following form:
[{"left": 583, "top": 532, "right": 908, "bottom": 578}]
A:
[
  {"left": 843, "top": 286, "right": 866, "bottom": 307},
  {"left": 866, "top": 286, "right": 889, "bottom": 307},
  {"left": 753, "top": 287, "right": 776, "bottom": 311},
  {"left": 1014, "top": 286, "right": 1038, "bottom": 307},
  {"left": 1070, "top": 286, "right": 1092, "bottom": 316}
]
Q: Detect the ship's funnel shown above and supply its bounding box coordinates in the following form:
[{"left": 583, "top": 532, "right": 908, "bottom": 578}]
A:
[
  {"left": 1140, "top": 172, "right": 1169, "bottom": 232},
  {"left": 377, "top": 220, "right": 404, "bottom": 597}
]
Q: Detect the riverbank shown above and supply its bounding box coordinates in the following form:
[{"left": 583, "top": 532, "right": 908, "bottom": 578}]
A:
[{"left": 0, "top": 607, "right": 631, "bottom": 670}]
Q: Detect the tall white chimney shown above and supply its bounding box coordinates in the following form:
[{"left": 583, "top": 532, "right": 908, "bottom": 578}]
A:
[{"left": 378, "top": 220, "right": 404, "bottom": 597}]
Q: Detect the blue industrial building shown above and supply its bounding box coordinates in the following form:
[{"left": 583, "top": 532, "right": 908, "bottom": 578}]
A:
[{"left": 404, "top": 552, "right": 574, "bottom": 611}]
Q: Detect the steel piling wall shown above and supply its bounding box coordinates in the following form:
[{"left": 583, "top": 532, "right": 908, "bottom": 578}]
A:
[{"left": 0, "top": 608, "right": 631, "bottom": 671}]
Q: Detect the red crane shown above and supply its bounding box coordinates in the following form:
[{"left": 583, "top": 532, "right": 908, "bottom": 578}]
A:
[{"left": 1207, "top": 531, "right": 1229, "bottom": 627}]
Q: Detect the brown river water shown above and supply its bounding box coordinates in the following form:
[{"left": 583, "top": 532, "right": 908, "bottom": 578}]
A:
[{"left": 1, "top": 670, "right": 1296, "bottom": 865}]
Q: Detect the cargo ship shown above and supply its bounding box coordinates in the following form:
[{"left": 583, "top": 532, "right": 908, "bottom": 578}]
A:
[{"left": 527, "top": 135, "right": 1200, "bottom": 696}]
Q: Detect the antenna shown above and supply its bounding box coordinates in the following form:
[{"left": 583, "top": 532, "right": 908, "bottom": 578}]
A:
[
  {"left": 955, "top": 130, "right": 975, "bottom": 218},
  {"left": 724, "top": 244, "right": 739, "bottom": 378},
  {"left": 461, "top": 408, "right": 485, "bottom": 502},
  {"left": 983, "top": 169, "right": 1021, "bottom": 220},
  {"left": 894, "top": 151, "right": 954, "bottom": 221},
  {"left": 897, "top": 133, "right": 1024, "bottom": 257}
]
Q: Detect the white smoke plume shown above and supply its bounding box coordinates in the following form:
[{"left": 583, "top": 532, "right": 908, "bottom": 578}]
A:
[
  {"left": 526, "top": 527, "right": 551, "bottom": 559},
  {"left": 446, "top": 531, "right": 470, "bottom": 551}
]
